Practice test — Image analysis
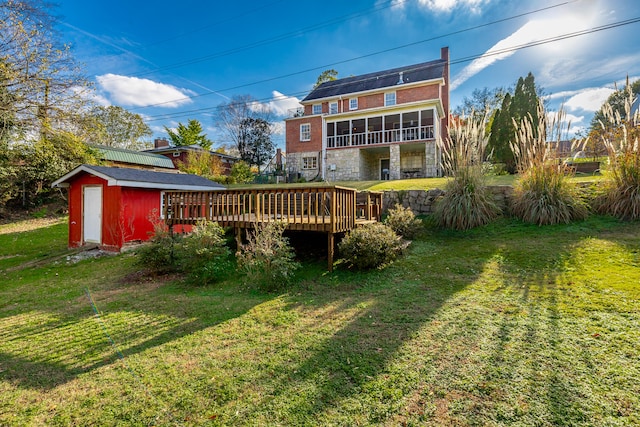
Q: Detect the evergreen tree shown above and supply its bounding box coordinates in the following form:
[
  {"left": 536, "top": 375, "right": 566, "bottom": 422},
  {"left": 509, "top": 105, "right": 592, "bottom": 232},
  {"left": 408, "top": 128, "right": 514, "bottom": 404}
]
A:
[
  {"left": 511, "top": 73, "right": 539, "bottom": 138},
  {"left": 164, "top": 119, "right": 212, "bottom": 149},
  {"left": 487, "top": 73, "right": 541, "bottom": 173},
  {"left": 488, "top": 93, "right": 515, "bottom": 172}
]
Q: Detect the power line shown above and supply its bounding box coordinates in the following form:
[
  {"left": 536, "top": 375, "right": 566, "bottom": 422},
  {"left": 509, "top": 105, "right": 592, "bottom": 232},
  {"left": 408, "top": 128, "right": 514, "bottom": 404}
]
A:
[
  {"left": 97, "top": 0, "right": 409, "bottom": 81},
  {"left": 144, "top": 15, "right": 640, "bottom": 123},
  {"left": 132, "top": 0, "right": 578, "bottom": 112}
]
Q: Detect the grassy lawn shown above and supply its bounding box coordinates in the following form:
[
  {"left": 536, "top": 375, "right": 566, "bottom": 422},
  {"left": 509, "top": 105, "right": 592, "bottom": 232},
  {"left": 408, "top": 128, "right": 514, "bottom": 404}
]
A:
[
  {"left": 1, "top": 215, "right": 638, "bottom": 426},
  {"left": 231, "top": 173, "right": 603, "bottom": 191}
]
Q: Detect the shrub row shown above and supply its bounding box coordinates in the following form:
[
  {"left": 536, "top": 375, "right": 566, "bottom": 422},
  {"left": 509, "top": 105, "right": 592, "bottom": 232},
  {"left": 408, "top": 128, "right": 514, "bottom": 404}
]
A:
[{"left": 137, "top": 205, "right": 424, "bottom": 286}]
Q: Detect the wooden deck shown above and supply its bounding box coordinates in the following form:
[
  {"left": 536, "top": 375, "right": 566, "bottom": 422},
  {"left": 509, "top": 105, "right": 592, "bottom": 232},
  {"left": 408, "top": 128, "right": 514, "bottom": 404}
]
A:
[{"left": 163, "top": 186, "right": 382, "bottom": 270}]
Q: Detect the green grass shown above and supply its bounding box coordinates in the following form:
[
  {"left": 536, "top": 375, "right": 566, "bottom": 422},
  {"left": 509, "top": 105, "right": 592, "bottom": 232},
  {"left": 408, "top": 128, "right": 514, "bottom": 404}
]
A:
[
  {"left": 1, "top": 215, "right": 639, "bottom": 426},
  {"left": 230, "top": 174, "right": 602, "bottom": 192}
]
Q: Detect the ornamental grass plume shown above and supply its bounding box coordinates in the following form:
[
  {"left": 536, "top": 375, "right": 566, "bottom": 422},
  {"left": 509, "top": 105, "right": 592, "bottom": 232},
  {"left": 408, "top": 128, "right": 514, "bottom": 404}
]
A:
[
  {"left": 434, "top": 111, "right": 501, "bottom": 230},
  {"left": 510, "top": 100, "right": 588, "bottom": 225},
  {"left": 593, "top": 81, "right": 640, "bottom": 220}
]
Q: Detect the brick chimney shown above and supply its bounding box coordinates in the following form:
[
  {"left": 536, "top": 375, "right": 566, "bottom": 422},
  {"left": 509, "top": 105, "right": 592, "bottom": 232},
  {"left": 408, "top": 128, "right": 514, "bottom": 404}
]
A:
[
  {"left": 440, "top": 46, "right": 450, "bottom": 142},
  {"left": 154, "top": 137, "right": 170, "bottom": 148}
]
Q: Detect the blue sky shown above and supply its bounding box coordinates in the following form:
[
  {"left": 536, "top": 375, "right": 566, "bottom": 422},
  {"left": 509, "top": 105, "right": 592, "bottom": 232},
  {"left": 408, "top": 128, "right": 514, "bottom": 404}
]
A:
[{"left": 56, "top": 0, "right": 640, "bottom": 149}]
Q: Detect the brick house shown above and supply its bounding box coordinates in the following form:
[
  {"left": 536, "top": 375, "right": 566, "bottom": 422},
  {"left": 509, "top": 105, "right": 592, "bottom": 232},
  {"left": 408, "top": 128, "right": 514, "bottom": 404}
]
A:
[
  {"left": 285, "top": 47, "right": 450, "bottom": 181},
  {"left": 145, "top": 138, "right": 239, "bottom": 175}
]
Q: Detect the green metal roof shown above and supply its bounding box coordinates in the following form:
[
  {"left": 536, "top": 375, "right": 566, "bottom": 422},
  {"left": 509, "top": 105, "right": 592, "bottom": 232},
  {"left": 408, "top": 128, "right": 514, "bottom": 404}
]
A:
[{"left": 94, "top": 145, "right": 175, "bottom": 169}]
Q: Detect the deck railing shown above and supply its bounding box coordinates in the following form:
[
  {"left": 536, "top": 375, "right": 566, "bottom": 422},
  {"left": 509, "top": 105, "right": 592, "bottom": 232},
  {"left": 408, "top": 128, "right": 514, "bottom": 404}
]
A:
[
  {"left": 327, "top": 125, "right": 434, "bottom": 149},
  {"left": 164, "top": 187, "right": 382, "bottom": 234}
]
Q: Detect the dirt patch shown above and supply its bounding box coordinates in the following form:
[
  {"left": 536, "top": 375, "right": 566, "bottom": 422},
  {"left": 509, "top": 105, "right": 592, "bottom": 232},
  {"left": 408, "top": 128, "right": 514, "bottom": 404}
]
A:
[{"left": 65, "top": 248, "right": 114, "bottom": 264}]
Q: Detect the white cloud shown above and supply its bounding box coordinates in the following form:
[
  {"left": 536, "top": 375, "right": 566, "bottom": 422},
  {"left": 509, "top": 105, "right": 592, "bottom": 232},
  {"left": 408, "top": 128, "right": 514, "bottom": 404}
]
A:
[
  {"left": 389, "top": 0, "right": 487, "bottom": 13},
  {"left": 268, "top": 91, "right": 302, "bottom": 116},
  {"left": 96, "top": 74, "right": 193, "bottom": 108},
  {"left": 417, "top": 0, "right": 486, "bottom": 13},
  {"left": 451, "top": 8, "right": 600, "bottom": 91},
  {"left": 565, "top": 87, "right": 615, "bottom": 112},
  {"left": 251, "top": 91, "right": 302, "bottom": 117},
  {"left": 72, "top": 86, "right": 111, "bottom": 107}
]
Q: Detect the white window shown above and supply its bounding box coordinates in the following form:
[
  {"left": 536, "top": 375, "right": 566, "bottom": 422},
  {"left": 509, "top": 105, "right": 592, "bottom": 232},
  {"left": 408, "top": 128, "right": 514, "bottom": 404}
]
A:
[
  {"left": 312, "top": 104, "right": 322, "bottom": 115},
  {"left": 349, "top": 98, "right": 358, "bottom": 110},
  {"left": 300, "top": 123, "right": 311, "bottom": 141},
  {"left": 159, "top": 191, "right": 165, "bottom": 219},
  {"left": 329, "top": 102, "right": 338, "bottom": 115},
  {"left": 385, "top": 92, "right": 396, "bottom": 106},
  {"left": 172, "top": 151, "right": 180, "bottom": 157},
  {"left": 303, "top": 156, "right": 317, "bottom": 169}
]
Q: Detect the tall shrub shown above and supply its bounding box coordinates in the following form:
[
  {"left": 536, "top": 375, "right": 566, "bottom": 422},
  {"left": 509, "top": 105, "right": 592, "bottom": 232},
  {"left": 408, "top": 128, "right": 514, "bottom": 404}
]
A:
[
  {"left": 338, "top": 222, "right": 402, "bottom": 270},
  {"left": 434, "top": 112, "right": 501, "bottom": 230},
  {"left": 236, "top": 221, "right": 300, "bottom": 291},
  {"left": 178, "top": 221, "right": 232, "bottom": 284},
  {"left": 510, "top": 101, "right": 588, "bottom": 225},
  {"left": 593, "top": 82, "right": 640, "bottom": 220},
  {"left": 384, "top": 204, "right": 422, "bottom": 239}
]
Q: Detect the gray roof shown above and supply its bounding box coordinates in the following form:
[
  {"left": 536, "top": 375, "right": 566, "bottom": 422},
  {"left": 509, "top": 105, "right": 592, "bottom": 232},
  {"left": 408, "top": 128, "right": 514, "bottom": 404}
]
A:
[
  {"left": 303, "top": 58, "right": 446, "bottom": 102},
  {"left": 52, "top": 165, "right": 225, "bottom": 191},
  {"left": 94, "top": 145, "right": 175, "bottom": 168}
]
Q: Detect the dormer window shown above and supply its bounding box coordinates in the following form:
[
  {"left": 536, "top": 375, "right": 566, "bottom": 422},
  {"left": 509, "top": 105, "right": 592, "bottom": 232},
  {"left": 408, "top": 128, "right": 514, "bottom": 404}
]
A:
[{"left": 385, "top": 92, "right": 396, "bottom": 106}]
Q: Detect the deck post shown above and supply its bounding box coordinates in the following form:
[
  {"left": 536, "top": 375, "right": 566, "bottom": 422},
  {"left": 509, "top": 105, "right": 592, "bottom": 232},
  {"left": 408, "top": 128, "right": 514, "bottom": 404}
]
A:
[
  {"left": 327, "top": 232, "right": 335, "bottom": 272},
  {"left": 235, "top": 227, "right": 243, "bottom": 250}
]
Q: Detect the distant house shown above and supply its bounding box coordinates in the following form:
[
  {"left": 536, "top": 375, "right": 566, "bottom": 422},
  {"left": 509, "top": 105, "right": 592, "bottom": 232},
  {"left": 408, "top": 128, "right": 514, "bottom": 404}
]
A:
[
  {"left": 51, "top": 165, "right": 224, "bottom": 251},
  {"left": 145, "top": 138, "right": 239, "bottom": 175},
  {"left": 93, "top": 145, "right": 177, "bottom": 171},
  {"left": 285, "top": 47, "right": 450, "bottom": 181},
  {"left": 261, "top": 148, "right": 286, "bottom": 175}
]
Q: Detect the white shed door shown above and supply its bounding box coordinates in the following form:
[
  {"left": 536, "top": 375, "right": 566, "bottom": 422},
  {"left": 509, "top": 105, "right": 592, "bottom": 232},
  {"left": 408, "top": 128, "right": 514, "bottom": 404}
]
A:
[{"left": 83, "top": 186, "right": 102, "bottom": 244}]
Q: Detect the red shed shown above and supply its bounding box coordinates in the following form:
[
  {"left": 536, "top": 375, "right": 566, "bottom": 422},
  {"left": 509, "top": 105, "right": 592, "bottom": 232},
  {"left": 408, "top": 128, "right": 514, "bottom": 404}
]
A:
[{"left": 52, "top": 164, "right": 225, "bottom": 251}]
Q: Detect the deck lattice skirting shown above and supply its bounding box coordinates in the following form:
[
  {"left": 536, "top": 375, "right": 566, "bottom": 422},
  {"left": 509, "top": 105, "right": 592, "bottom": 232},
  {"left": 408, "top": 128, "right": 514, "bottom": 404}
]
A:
[{"left": 163, "top": 186, "right": 382, "bottom": 270}]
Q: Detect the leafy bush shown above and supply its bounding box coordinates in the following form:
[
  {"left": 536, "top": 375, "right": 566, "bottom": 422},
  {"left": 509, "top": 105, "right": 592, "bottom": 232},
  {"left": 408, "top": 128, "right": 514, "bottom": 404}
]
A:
[
  {"left": 230, "top": 161, "right": 254, "bottom": 184},
  {"left": 434, "top": 112, "right": 501, "bottom": 230},
  {"left": 591, "top": 82, "right": 640, "bottom": 220},
  {"left": 338, "top": 222, "right": 402, "bottom": 270},
  {"left": 136, "top": 219, "right": 179, "bottom": 274},
  {"left": 137, "top": 218, "right": 231, "bottom": 283},
  {"left": 236, "top": 221, "right": 300, "bottom": 291},
  {"left": 510, "top": 101, "right": 588, "bottom": 225},
  {"left": 178, "top": 221, "right": 232, "bottom": 285},
  {"left": 483, "top": 162, "right": 509, "bottom": 176},
  {"left": 384, "top": 204, "right": 422, "bottom": 239}
]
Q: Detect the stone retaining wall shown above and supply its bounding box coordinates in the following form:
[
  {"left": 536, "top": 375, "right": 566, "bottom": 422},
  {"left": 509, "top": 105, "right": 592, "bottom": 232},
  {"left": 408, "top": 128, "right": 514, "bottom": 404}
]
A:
[{"left": 381, "top": 186, "right": 514, "bottom": 215}]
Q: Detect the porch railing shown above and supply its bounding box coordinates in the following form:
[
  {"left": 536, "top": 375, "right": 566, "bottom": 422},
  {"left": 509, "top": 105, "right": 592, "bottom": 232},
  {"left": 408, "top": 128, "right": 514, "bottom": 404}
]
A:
[{"left": 327, "top": 125, "right": 434, "bottom": 148}]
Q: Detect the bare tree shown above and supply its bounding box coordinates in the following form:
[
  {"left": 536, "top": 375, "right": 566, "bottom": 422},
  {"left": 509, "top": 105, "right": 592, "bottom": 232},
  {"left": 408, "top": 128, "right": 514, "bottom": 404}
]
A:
[{"left": 215, "top": 95, "right": 275, "bottom": 166}]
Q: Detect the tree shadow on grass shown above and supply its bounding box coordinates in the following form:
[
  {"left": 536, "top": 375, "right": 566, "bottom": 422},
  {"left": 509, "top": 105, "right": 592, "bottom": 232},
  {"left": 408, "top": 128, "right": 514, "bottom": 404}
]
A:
[
  {"left": 235, "top": 232, "right": 497, "bottom": 424},
  {"left": 478, "top": 216, "right": 640, "bottom": 425},
  {"left": 0, "top": 268, "right": 270, "bottom": 391}
]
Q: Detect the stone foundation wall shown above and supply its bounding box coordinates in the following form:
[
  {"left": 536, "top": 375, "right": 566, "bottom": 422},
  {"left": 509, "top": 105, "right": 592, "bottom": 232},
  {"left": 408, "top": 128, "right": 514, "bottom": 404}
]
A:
[
  {"left": 325, "top": 148, "right": 361, "bottom": 181},
  {"left": 287, "top": 152, "right": 322, "bottom": 181},
  {"left": 382, "top": 186, "right": 513, "bottom": 214}
]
